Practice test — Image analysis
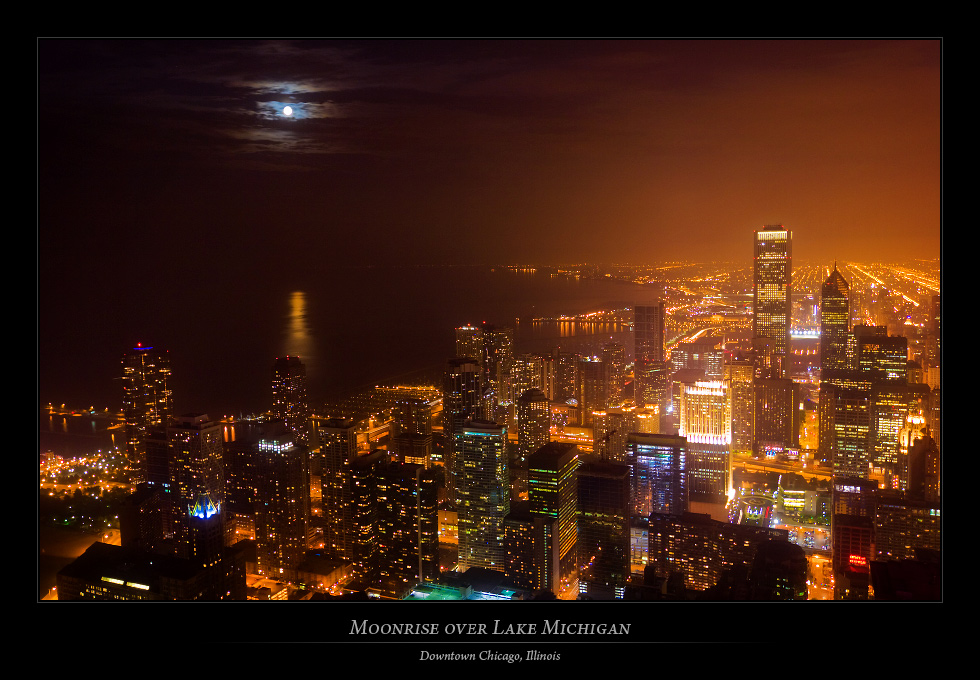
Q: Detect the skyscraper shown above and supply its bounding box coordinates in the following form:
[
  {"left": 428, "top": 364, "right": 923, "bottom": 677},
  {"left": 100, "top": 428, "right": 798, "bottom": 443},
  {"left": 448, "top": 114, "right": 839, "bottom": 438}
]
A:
[
  {"left": 166, "top": 413, "right": 226, "bottom": 559},
  {"left": 634, "top": 303, "right": 667, "bottom": 410},
  {"left": 528, "top": 441, "right": 580, "bottom": 595},
  {"left": 121, "top": 345, "right": 173, "bottom": 481},
  {"left": 271, "top": 355, "right": 310, "bottom": 444},
  {"left": 627, "top": 433, "right": 688, "bottom": 518},
  {"left": 577, "top": 460, "right": 630, "bottom": 599},
  {"left": 444, "top": 357, "right": 482, "bottom": 503},
  {"left": 312, "top": 417, "right": 359, "bottom": 560},
  {"left": 753, "top": 226, "right": 792, "bottom": 378},
  {"left": 820, "top": 264, "right": 850, "bottom": 373},
  {"left": 455, "top": 419, "right": 510, "bottom": 572},
  {"left": 515, "top": 388, "right": 551, "bottom": 498},
  {"left": 252, "top": 435, "right": 312, "bottom": 577}
]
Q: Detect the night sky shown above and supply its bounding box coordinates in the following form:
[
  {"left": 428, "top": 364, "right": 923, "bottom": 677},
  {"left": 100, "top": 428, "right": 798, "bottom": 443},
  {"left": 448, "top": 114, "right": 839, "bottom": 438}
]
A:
[
  {"left": 40, "top": 39, "right": 939, "bottom": 270},
  {"left": 38, "top": 39, "right": 941, "bottom": 411}
]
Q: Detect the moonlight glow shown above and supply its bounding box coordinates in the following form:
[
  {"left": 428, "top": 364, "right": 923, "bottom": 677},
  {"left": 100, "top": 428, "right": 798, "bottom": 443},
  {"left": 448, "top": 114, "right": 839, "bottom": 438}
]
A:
[{"left": 283, "top": 106, "right": 293, "bottom": 117}]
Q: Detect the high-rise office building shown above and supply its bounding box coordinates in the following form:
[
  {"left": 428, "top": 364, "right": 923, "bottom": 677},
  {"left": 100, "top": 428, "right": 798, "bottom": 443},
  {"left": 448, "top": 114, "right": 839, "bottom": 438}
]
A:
[
  {"left": 634, "top": 303, "right": 665, "bottom": 365},
  {"left": 455, "top": 324, "right": 483, "bottom": 363},
  {"left": 820, "top": 265, "right": 850, "bottom": 374},
  {"left": 576, "top": 357, "right": 605, "bottom": 427},
  {"left": 271, "top": 355, "right": 310, "bottom": 444},
  {"left": 389, "top": 395, "right": 435, "bottom": 467},
  {"left": 627, "top": 433, "right": 688, "bottom": 518},
  {"left": 724, "top": 358, "right": 755, "bottom": 457},
  {"left": 515, "top": 388, "right": 551, "bottom": 498},
  {"left": 753, "top": 226, "right": 792, "bottom": 378},
  {"left": 577, "top": 460, "right": 631, "bottom": 599},
  {"left": 121, "top": 345, "right": 173, "bottom": 482},
  {"left": 455, "top": 420, "right": 510, "bottom": 572},
  {"left": 444, "top": 357, "right": 482, "bottom": 503},
  {"left": 753, "top": 377, "right": 800, "bottom": 455},
  {"left": 601, "top": 342, "right": 626, "bottom": 407},
  {"left": 528, "top": 442, "right": 580, "bottom": 595},
  {"left": 634, "top": 303, "right": 666, "bottom": 410}
]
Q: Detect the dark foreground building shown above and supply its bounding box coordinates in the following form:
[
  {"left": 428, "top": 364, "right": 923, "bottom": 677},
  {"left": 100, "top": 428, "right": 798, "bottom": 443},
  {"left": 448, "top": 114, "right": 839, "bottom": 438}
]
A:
[{"left": 57, "top": 541, "right": 246, "bottom": 601}]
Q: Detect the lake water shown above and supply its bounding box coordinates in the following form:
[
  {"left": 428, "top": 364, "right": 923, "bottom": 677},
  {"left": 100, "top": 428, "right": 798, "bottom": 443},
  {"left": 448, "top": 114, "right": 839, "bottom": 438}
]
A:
[{"left": 39, "top": 265, "right": 657, "bottom": 419}]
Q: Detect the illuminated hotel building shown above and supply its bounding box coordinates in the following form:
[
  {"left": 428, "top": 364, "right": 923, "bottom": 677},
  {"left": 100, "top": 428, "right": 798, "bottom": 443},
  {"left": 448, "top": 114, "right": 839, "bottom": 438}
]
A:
[
  {"left": 271, "top": 355, "right": 310, "bottom": 444},
  {"left": 753, "top": 227, "right": 792, "bottom": 379},
  {"left": 455, "top": 420, "right": 510, "bottom": 572},
  {"left": 121, "top": 345, "right": 173, "bottom": 481},
  {"left": 679, "top": 381, "right": 731, "bottom": 505}
]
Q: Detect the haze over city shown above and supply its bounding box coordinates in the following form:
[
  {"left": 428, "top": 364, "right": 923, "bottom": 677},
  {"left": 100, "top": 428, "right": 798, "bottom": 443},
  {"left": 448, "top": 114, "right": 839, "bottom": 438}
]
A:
[{"left": 39, "top": 39, "right": 941, "bottom": 629}]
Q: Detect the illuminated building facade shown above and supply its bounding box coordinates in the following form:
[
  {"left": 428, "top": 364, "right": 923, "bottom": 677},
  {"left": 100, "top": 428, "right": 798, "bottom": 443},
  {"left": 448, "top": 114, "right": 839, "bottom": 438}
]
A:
[
  {"left": 753, "top": 226, "right": 792, "bottom": 378},
  {"left": 312, "top": 417, "right": 359, "bottom": 560},
  {"left": 627, "top": 433, "right": 687, "bottom": 518},
  {"left": 647, "top": 511, "right": 789, "bottom": 592},
  {"left": 455, "top": 420, "right": 510, "bottom": 572},
  {"left": 444, "top": 357, "right": 482, "bottom": 503},
  {"left": 753, "top": 377, "right": 799, "bottom": 455},
  {"left": 820, "top": 265, "right": 850, "bottom": 373},
  {"left": 592, "top": 406, "right": 636, "bottom": 462},
  {"left": 455, "top": 324, "right": 483, "bottom": 364},
  {"left": 528, "top": 442, "right": 580, "bottom": 593},
  {"left": 874, "top": 491, "right": 941, "bottom": 561},
  {"left": 724, "top": 359, "right": 755, "bottom": 457},
  {"left": 389, "top": 395, "right": 435, "bottom": 467},
  {"left": 121, "top": 345, "right": 173, "bottom": 481},
  {"left": 167, "top": 413, "right": 226, "bottom": 558},
  {"left": 516, "top": 388, "right": 551, "bottom": 497},
  {"left": 577, "top": 460, "right": 631, "bottom": 599},
  {"left": 252, "top": 435, "right": 311, "bottom": 577},
  {"left": 271, "top": 355, "right": 310, "bottom": 444},
  {"left": 679, "top": 381, "right": 731, "bottom": 504},
  {"left": 503, "top": 503, "right": 559, "bottom": 593},
  {"left": 601, "top": 342, "right": 626, "bottom": 407},
  {"left": 377, "top": 461, "right": 439, "bottom": 597},
  {"left": 576, "top": 357, "right": 605, "bottom": 426}
]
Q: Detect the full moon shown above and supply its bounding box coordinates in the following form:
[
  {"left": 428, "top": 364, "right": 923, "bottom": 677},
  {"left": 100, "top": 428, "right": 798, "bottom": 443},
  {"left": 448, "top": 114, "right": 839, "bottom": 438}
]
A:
[{"left": 283, "top": 106, "right": 293, "bottom": 117}]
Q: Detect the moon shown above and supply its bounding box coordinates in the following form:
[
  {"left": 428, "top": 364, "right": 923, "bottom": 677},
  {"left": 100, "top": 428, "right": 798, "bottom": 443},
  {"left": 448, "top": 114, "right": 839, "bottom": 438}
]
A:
[{"left": 283, "top": 105, "right": 293, "bottom": 117}]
